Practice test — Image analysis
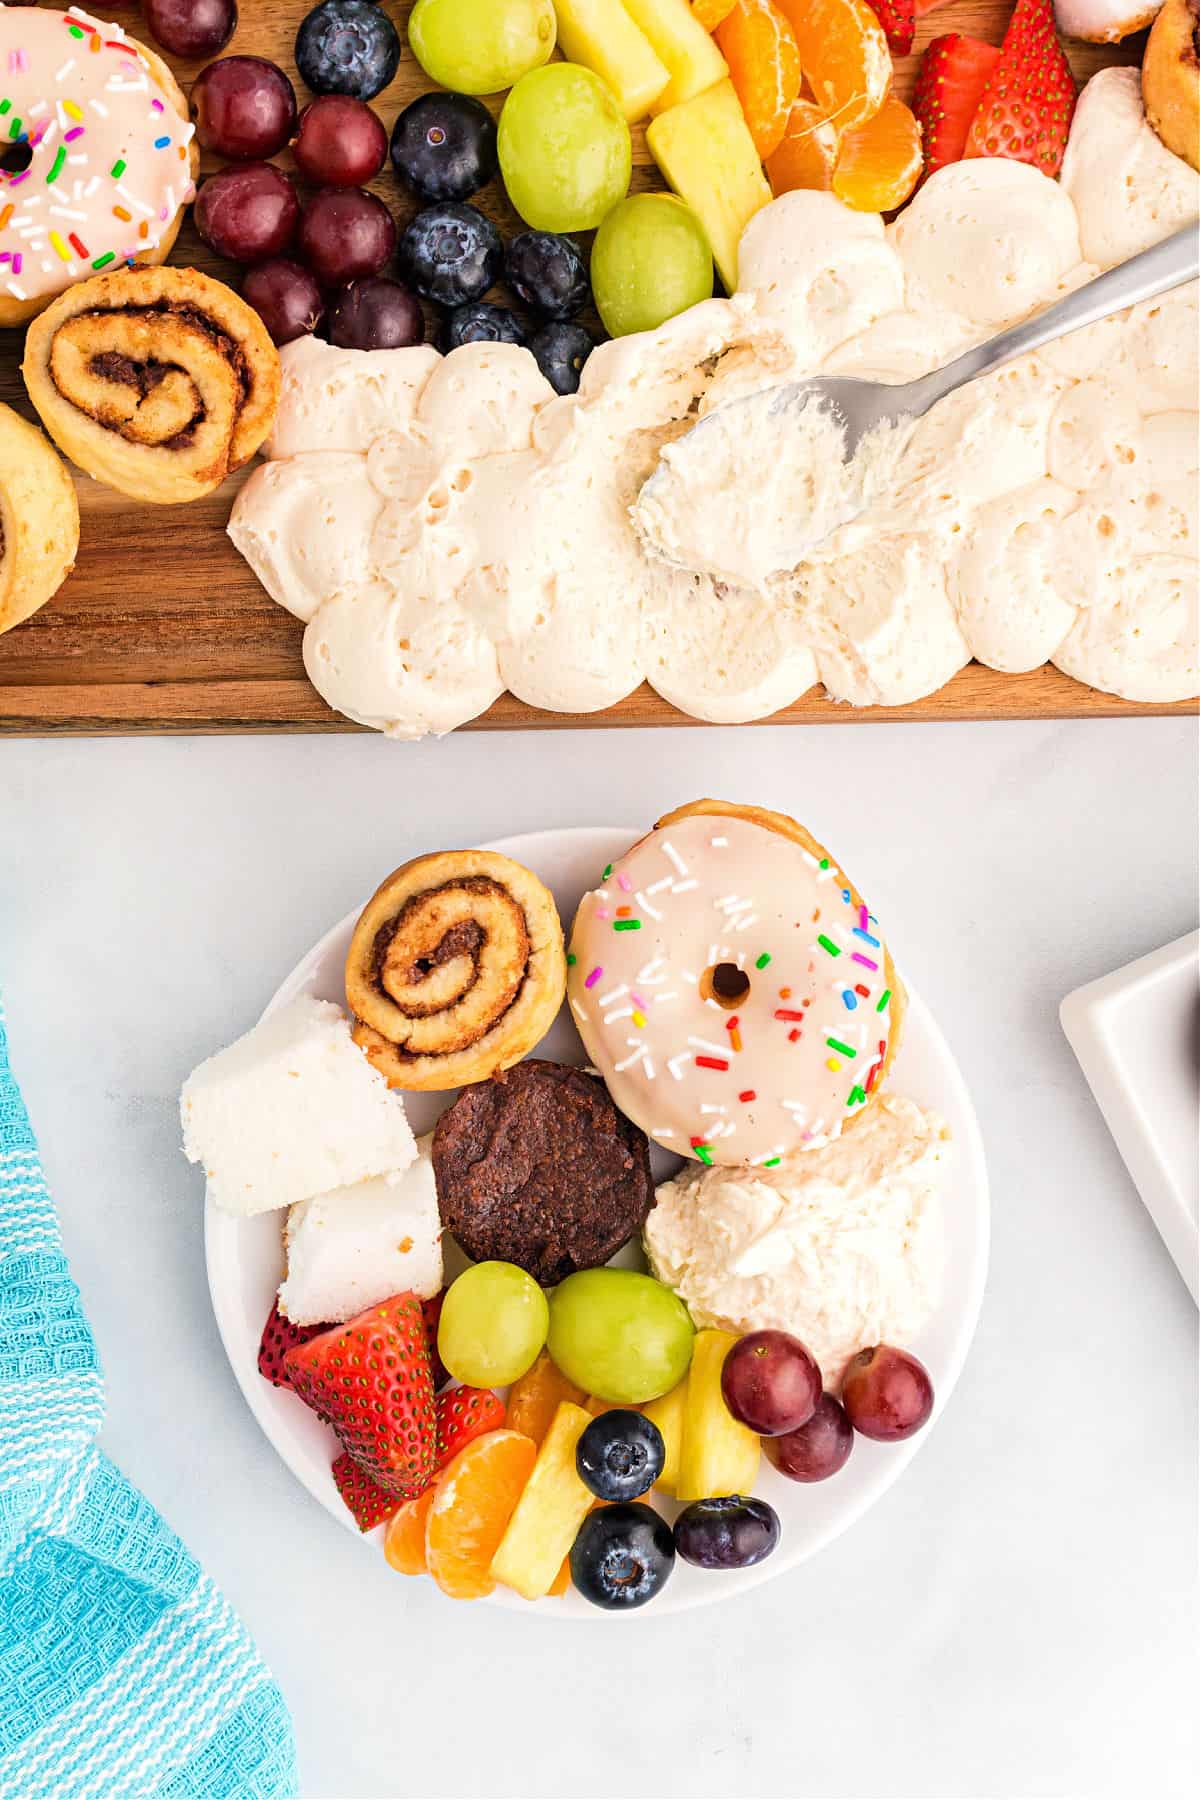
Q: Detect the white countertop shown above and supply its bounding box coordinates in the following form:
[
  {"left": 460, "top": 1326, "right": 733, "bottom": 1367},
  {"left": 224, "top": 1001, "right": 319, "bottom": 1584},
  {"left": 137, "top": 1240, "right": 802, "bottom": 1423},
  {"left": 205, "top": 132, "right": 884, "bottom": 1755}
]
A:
[{"left": 2, "top": 720, "right": 1197, "bottom": 1800}]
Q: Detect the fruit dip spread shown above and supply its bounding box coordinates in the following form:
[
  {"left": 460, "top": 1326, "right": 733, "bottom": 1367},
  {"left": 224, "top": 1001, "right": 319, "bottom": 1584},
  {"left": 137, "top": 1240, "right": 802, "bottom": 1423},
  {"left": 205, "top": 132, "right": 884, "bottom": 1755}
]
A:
[
  {"left": 645, "top": 1095, "right": 947, "bottom": 1387},
  {"left": 229, "top": 68, "right": 1199, "bottom": 737}
]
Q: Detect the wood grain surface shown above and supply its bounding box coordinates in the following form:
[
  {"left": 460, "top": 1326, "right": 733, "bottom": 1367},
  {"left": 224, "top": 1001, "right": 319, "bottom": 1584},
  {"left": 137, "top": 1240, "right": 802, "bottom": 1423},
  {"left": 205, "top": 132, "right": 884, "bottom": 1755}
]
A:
[{"left": 0, "top": 0, "right": 1177, "bottom": 735}]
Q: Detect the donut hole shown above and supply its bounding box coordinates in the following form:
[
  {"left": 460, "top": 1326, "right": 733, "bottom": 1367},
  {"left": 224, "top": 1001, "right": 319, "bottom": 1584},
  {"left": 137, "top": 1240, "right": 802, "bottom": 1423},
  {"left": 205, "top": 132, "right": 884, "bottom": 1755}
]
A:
[
  {"left": 701, "top": 961, "right": 750, "bottom": 1010},
  {"left": 1, "top": 143, "right": 32, "bottom": 177}
]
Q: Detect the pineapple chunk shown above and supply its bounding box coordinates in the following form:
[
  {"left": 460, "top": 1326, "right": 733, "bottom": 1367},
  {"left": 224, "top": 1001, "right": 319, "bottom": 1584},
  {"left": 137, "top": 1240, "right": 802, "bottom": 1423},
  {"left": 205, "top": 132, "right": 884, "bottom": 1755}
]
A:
[
  {"left": 642, "top": 1378, "right": 686, "bottom": 1496},
  {"left": 646, "top": 78, "right": 771, "bottom": 292},
  {"left": 555, "top": 0, "right": 671, "bottom": 122},
  {"left": 622, "top": 0, "right": 728, "bottom": 114},
  {"left": 489, "top": 1401, "right": 594, "bottom": 1601},
  {"left": 675, "top": 1328, "right": 761, "bottom": 1503}
]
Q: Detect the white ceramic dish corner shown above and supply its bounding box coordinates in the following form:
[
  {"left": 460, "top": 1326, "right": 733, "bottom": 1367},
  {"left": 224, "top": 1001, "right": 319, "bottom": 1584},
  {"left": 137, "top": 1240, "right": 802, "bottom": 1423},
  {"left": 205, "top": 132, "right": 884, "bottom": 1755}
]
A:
[
  {"left": 1061, "top": 930, "right": 1199, "bottom": 1304},
  {"left": 206, "top": 826, "right": 990, "bottom": 1617}
]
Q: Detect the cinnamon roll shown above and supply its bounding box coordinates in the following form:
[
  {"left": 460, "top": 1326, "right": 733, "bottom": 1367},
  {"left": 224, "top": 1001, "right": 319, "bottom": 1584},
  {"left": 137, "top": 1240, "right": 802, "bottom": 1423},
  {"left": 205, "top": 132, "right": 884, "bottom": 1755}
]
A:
[
  {"left": 0, "top": 404, "right": 80, "bottom": 637},
  {"left": 345, "top": 851, "right": 568, "bottom": 1091},
  {"left": 22, "top": 265, "right": 280, "bottom": 504}
]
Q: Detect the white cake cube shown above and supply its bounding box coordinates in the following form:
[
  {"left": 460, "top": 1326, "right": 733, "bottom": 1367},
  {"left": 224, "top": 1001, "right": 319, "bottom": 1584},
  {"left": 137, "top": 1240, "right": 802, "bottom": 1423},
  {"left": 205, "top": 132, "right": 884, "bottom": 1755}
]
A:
[
  {"left": 180, "top": 994, "right": 416, "bottom": 1217},
  {"left": 279, "top": 1145, "right": 443, "bottom": 1325}
]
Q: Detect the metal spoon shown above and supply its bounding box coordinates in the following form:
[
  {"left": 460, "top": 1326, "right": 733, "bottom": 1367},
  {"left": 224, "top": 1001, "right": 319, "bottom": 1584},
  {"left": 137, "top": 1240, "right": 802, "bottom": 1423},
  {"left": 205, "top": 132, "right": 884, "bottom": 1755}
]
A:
[{"left": 636, "top": 224, "right": 1199, "bottom": 581}]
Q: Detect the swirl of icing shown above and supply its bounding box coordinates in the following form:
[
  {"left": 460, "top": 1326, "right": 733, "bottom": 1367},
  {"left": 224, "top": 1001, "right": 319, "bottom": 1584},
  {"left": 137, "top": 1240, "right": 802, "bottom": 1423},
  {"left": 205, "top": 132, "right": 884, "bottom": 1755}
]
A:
[
  {"left": 567, "top": 801, "right": 906, "bottom": 1167},
  {"left": 345, "top": 849, "right": 567, "bottom": 1092}
]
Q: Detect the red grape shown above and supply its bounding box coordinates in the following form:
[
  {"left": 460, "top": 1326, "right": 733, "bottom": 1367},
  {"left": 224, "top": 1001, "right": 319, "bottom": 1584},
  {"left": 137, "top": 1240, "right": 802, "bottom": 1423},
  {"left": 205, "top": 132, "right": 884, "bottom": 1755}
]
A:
[
  {"left": 194, "top": 163, "right": 299, "bottom": 264},
  {"left": 328, "top": 277, "right": 423, "bottom": 351},
  {"left": 720, "top": 1329, "right": 822, "bottom": 1436},
  {"left": 298, "top": 187, "right": 396, "bottom": 289},
  {"left": 294, "top": 96, "right": 388, "bottom": 188},
  {"left": 143, "top": 0, "right": 237, "bottom": 59},
  {"left": 242, "top": 259, "right": 325, "bottom": 345},
  {"left": 841, "top": 1345, "right": 934, "bottom": 1442},
  {"left": 765, "top": 1393, "right": 854, "bottom": 1482},
  {"left": 190, "top": 58, "right": 296, "bottom": 161}
]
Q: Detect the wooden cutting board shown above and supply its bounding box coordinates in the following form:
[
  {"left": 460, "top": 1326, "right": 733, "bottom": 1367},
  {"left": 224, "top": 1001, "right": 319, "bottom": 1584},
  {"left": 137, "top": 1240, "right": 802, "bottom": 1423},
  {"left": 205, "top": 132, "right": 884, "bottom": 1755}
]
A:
[{"left": 0, "top": 1, "right": 1176, "bottom": 734}]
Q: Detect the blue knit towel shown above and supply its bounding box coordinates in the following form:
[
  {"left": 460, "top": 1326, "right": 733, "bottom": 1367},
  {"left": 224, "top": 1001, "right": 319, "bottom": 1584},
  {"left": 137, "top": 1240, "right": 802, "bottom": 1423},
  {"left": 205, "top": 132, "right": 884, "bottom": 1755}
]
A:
[{"left": 0, "top": 999, "right": 297, "bottom": 1800}]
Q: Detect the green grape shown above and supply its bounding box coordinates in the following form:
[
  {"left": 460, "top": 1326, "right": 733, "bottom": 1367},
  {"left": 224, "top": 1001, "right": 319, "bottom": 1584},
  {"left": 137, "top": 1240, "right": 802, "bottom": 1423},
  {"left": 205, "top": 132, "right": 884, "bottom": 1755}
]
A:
[
  {"left": 408, "top": 0, "right": 556, "bottom": 97},
  {"left": 438, "top": 1261, "right": 549, "bottom": 1387},
  {"left": 498, "top": 64, "right": 631, "bottom": 233},
  {"left": 547, "top": 1269, "right": 694, "bottom": 1404},
  {"left": 591, "top": 193, "right": 713, "bottom": 339}
]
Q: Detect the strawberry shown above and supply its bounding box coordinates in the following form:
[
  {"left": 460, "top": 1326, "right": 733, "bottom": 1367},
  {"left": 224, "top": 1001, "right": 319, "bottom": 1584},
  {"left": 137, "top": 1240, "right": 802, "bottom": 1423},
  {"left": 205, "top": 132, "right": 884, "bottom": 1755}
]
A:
[
  {"left": 865, "top": 0, "right": 915, "bottom": 55},
  {"left": 257, "top": 1299, "right": 332, "bottom": 1392},
  {"left": 435, "top": 1386, "right": 506, "bottom": 1466},
  {"left": 332, "top": 1452, "right": 397, "bottom": 1533},
  {"left": 914, "top": 0, "right": 956, "bottom": 15},
  {"left": 284, "top": 1293, "right": 436, "bottom": 1498},
  {"left": 964, "top": 0, "right": 1076, "bottom": 179},
  {"left": 913, "top": 34, "right": 1003, "bottom": 181},
  {"left": 422, "top": 1292, "right": 450, "bottom": 1392}
]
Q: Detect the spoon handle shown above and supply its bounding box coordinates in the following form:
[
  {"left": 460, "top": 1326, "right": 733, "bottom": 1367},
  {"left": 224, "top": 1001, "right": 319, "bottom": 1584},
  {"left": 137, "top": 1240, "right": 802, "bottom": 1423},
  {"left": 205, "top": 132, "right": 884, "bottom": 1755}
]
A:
[{"left": 904, "top": 224, "right": 1199, "bottom": 417}]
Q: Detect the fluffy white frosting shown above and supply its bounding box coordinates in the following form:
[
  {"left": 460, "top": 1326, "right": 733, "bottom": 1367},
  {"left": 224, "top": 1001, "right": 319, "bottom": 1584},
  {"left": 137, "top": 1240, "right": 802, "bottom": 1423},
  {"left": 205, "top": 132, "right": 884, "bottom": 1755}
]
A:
[
  {"left": 229, "top": 70, "right": 1199, "bottom": 736},
  {"left": 644, "top": 1094, "right": 947, "bottom": 1387}
]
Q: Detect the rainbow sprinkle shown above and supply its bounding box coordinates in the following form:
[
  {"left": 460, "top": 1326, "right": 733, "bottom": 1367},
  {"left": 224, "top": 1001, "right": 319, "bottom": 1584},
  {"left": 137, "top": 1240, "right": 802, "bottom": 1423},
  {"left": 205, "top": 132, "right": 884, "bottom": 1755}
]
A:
[
  {"left": 613, "top": 918, "right": 640, "bottom": 932},
  {"left": 826, "top": 1036, "right": 856, "bottom": 1058},
  {"left": 817, "top": 934, "right": 840, "bottom": 957},
  {"left": 754, "top": 951, "right": 771, "bottom": 969}
]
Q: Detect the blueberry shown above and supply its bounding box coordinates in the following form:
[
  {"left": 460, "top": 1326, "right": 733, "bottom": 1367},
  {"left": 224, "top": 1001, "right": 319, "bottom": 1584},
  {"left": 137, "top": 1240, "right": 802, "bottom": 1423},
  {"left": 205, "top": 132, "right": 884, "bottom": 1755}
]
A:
[
  {"left": 442, "top": 303, "right": 527, "bottom": 351},
  {"left": 397, "top": 202, "right": 502, "bottom": 307},
  {"left": 504, "top": 231, "right": 590, "bottom": 320},
  {"left": 295, "top": 0, "right": 400, "bottom": 102},
  {"left": 391, "top": 93, "right": 497, "bottom": 204},
  {"left": 576, "top": 1409, "right": 664, "bottom": 1502},
  {"left": 570, "top": 1503, "right": 675, "bottom": 1611},
  {"left": 530, "top": 321, "right": 593, "bottom": 395}
]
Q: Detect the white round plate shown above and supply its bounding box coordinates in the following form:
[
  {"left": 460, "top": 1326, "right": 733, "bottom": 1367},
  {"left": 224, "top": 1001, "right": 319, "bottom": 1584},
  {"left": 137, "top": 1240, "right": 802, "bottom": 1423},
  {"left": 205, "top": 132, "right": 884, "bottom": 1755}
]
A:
[{"left": 206, "top": 827, "right": 989, "bottom": 1617}]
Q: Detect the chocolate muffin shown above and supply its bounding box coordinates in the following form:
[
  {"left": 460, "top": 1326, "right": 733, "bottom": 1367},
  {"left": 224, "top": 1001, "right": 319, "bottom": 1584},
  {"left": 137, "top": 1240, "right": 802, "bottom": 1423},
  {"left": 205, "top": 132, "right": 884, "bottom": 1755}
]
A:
[{"left": 432, "top": 1060, "right": 655, "bottom": 1285}]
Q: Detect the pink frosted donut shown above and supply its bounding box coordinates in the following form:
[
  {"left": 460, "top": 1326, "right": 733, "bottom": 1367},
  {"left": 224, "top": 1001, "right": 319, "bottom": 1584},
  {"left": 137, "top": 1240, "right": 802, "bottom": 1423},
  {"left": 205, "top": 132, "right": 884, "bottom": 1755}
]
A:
[
  {"left": 567, "top": 800, "right": 907, "bottom": 1168},
  {"left": 0, "top": 7, "right": 197, "bottom": 326}
]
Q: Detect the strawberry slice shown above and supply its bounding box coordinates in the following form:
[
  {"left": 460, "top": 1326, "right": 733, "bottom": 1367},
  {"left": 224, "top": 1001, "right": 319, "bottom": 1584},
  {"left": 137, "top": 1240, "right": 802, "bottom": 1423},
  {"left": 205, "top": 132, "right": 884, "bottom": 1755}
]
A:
[
  {"left": 422, "top": 1292, "right": 450, "bottom": 1392},
  {"left": 865, "top": 0, "right": 915, "bottom": 55},
  {"left": 913, "top": 34, "right": 1003, "bottom": 181},
  {"left": 285, "top": 1293, "right": 436, "bottom": 1498},
  {"left": 332, "top": 1452, "right": 398, "bottom": 1533},
  {"left": 436, "top": 1386, "right": 506, "bottom": 1466},
  {"left": 965, "top": 0, "right": 1076, "bottom": 178},
  {"left": 257, "top": 1299, "right": 332, "bottom": 1392}
]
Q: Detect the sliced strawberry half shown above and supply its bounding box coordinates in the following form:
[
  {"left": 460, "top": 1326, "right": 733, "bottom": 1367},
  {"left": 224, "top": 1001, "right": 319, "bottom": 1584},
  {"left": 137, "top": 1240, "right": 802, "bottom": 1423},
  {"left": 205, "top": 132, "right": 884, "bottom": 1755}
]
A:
[
  {"left": 422, "top": 1292, "right": 450, "bottom": 1392},
  {"left": 257, "top": 1299, "right": 332, "bottom": 1392},
  {"left": 913, "top": 34, "right": 1003, "bottom": 181},
  {"left": 865, "top": 0, "right": 915, "bottom": 54},
  {"left": 332, "top": 1452, "right": 398, "bottom": 1533},
  {"left": 436, "top": 1385, "right": 506, "bottom": 1466},
  {"left": 284, "top": 1293, "right": 436, "bottom": 1499},
  {"left": 965, "top": 0, "right": 1076, "bottom": 178}
]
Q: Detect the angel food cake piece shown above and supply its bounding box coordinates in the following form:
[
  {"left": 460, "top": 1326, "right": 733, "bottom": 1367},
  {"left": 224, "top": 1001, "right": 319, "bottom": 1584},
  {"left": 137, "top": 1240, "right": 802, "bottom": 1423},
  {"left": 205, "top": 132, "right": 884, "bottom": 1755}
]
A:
[
  {"left": 278, "top": 1143, "right": 442, "bottom": 1326},
  {"left": 229, "top": 69, "right": 1198, "bottom": 734},
  {"left": 181, "top": 994, "right": 416, "bottom": 1216},
  {"left": 645, "top": 1095, "right": 947, "bottom": 1387}
]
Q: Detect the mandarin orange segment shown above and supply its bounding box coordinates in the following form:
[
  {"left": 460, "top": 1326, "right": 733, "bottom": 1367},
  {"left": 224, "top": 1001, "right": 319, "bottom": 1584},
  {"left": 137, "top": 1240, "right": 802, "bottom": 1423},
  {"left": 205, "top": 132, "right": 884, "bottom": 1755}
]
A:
[
  {"left": 424, "top": 1430, "right": 537, "bottom": 1601},
  {"left": 715, "top": 0, "right": 802, "bottom": 159},
  {"left": 383, "top": 1486, "right": 435, "bottom": 1577},
  {"left": 548, "top": 1555, "right": 572, "bottom": 1597},
  {"left": 765, "top": 98, "right": 841, "bottom": 194},
  {"left": 506, "top": 1350, "right": 585, "bottom": 1446},
  {"left": 773, "top": 0, "right": 890, "bottom": 135},
  {"left": 832, "top": 93, "right": 922, "bottom": 212},
  {"left": 691, "top": 0, "right": 738, "bottom": 27}
]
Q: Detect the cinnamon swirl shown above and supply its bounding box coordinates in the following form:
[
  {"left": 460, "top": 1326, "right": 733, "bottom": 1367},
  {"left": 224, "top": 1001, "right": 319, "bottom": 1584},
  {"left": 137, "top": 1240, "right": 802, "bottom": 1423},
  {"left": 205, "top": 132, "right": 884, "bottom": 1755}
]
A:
[
  {"left": 22, "top": 265, "right": 280, "bottom": 504},
  {"left": 0, "top": 404, "right": 79, "bottom": 637},
  {"left": 345, "top": 851, "right": 568, "bottom": 1091}
]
